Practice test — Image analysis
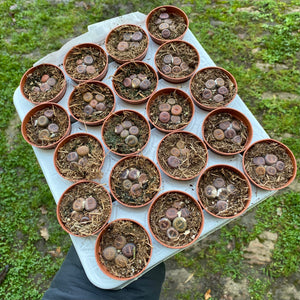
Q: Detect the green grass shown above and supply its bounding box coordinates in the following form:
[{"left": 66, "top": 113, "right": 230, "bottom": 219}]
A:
[{"left": 0, "top": 0, "right": 299, "bottom": 299}]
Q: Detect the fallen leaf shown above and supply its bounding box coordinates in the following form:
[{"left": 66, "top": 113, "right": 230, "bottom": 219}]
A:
[
  {"left": 184, "top": 273, "right": 194, "bottom": 284},
  {"left": 204, "top": 288, "right": 212, "bottom": 300},
  {"left": 40, "top": 227, "right": 49, "bottom": 241},
  {"left": 40, "top": 206, "right": 48, "bottom": 215},
  {"left": 276, "top": 207, "right": 282, "bottom": 216},
  {"left": 48, "top": 247, "right": 62, "bottom": 258}
]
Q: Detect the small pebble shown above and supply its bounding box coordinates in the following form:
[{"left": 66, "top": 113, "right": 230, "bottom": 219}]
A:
[
  {"left": 84, "top": 196, "right": 97, "bottom": 211},
  {"left": 77, "top": 145, "right": 89, "bottom": 156},
  {"left": 158, "top": 217, "right": 171, "bottom": 230},
  {"left": 122, "top": 243, "right": 136, "bottom": 258},
  {"left": 102, "top": 246, "right": 117, "bottom": 261},
  {"left": 167, "top": 155, "right": 181, "bottom": 168}
]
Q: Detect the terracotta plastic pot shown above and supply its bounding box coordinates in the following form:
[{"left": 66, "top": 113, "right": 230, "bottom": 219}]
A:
[
  {"left": 105, "top": 24, "right": 149, "bottom": 64},
  {"left": 56, "top": 180, "right": 112, "bottom": 237},
  {"left": 243, "top": 139, "right": 297, "bottom": 191},
  {"left": 109, "top": 155, "right": 162, "bottom": 208},
  {"left": 148, "top": 190, "right": 204, "bottom": 249},
  {"left": 101, "top": 109, "right": 151, "bottom": 157},
  {"left": 112, "top": 61, "right": 158, "bottom": 104},
  {"left": 63, "top": 43, "right": 108, "bottom": 83},
  {"left": 146, "top": 5, "right": 189, "bottom": 45},
  {"left": 54, "top": 132, "right": 105, "bottom": 181},
  {"left": 202, "top": 107, "right": 253, "bottom": 156},
  {"left": 68, "top": 80, "right": 115, "bottom": 126},
  {"left": 21, "top": 102, "right": 71, "bottom": 149},
  {"left": 157, "top": 130, "right": 208, "bottom": 180},
  {"left": 154, "top": 40, "right": 200, "bottom": 83},
  {"left": 20, "top": 63, "right": 67, "bottom": 104},
  {"left": 95, "top": 218, "right": 152, "bottom": 280},
  {"left": 146, "top": 88, "right": 195, "bottom": 133},
  {"left": 196, "top": 164, "right": 252, "bottom": 219},
  {"left": 189, "top": 66, "right": 238, "bottom": 111}
]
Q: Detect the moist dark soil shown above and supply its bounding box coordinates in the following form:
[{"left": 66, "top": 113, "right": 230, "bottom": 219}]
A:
[
  {"left": 149, "top": 191, "right": 203, "bottom": 248},
  {"left": 64, "top": 45, "right": 107, "bottom": 81},
  {"left": 203, "top": 112, "right": 249, "bottom": 154},
  {"left": 106, "top": 24, "right": 148, "bottom": 61},
  {"left": 113, "top": 62, "right": 157, "bottom": 101},
  {"left": 55, "top": 134, "right": 104, "bottom": 181},
  {"left": 197, "top": 166, "right": 250, "bottom": 217},
  {"left": 191, "top": 68, "right": 236, "bottom": 108},
  {"left": 58, "top": 182, "right": 111, "bottom": 236},
  {"left": 69, "top": 81, "right": 114, "bottom": 124},
  {"left": 148, "top": 7, "right": 187, "bottom": 41},
  {"left": 103, "top": 111, "right": 150, "bottom": 155},
  {"left": 23, "top": 65, "right": 65, "bottom": 103},
  {"left": 110, "top": 155, "right": 161, "bottom": 206},
  {"left": 148, "top": 90, "right": 193, "bottom": 131},
  {"left": 155, "top": 41, "right": 198, "bottom": 79},
  {"left": 244, "top": 141, "right": 295, "bottom": 189},
  {"left": 157, "top": 131, "right": 207, "bottom": 180},
  {"left": 97, "top": 220, "right": 152, "bottom": 279},
  {"left": 25, "top": 105, "right": 69, "bottom": 147}
]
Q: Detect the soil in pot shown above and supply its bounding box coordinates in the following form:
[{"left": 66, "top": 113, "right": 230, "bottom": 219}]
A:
[
  {"left": 55, "top": 134, "right": 104, "bottom": 181},
  {"left": 197, "top": 166, "right": 250, "bottom": 218},
  {"left": 244, "top": 141, "right": 295, "bottom": 190},
  {"left": 147, "top": 7, "right": 187, "bottom": 42},
  {"left": 113, "top": 62, "right": 157, "bottom": 102},
  {"left": 191, "top": 68, "right": 237, "bottom": 109},
  {"left": 157, "top": 131, "right": 207, "bottom": 180},
  {"left": 58, "top": 181, "right": 111, "bottom": 237},
  {"left": 24, "top": 104, "right": 69, "bottom": 147},
  {"left": 69, "top": 81, "right": 114, "bottom": 124},
  {"left": 106, "top": 25, "right": 148, "bottom": 62},
  {"left": 64, "top": 45, "right": 107, "bottom": 81},
  {"left": 97, "top": 219, "right": 152, "bottom": 279},
  {"left": 148, "top": 89, "right": 193, "bottom": 131},
  {"left": 110, "top": 156, "right": 161, "bottom": 207},
  {"left": 22, "top": 65, "right": 65, "bottom": 103},
  {"left": 149, "top": 191, "right": 203, "bottom": 248},
  {"left": 203, "top": 112, "right": 249, "bottom": 154},
  {"left": 155, "top": 41, "right": 199, "bottom": 79},
  {"left": 102, "top": 111, "right": 150, "bottom": 156}
]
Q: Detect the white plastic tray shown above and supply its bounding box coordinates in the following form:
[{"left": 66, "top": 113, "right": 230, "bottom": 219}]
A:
[{"left": 13, "top": 12, "right": 276, "bottom": 289}]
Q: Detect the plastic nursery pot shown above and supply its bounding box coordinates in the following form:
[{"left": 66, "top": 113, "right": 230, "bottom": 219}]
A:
[
  {"left": 112, "top": 61, "right": 158, "bottom": 105},
  {"left": 189, "top": 66, "right": 238, "bottom": 111},
  {"left": 101, "top": 109, "right": 151, "bottom": 157},
  {"left": 197, "top": 164, "right": 252, "bottom": 219},
  {"left": 202, "top": 107, "right": 253, "bottom": 156},
  {"left": 68, "top": 80, "right": 115, "bottom": 126},
  {"left": 154, "top": 40, "right": 200, "bottom": 83},
  {"left": 109, "top": 155, "right": 162, "bottom": 208},
  {"left": 146, "top": 5, "right": 189, "bottom": 45},
  {"left": 20, "top": 63, "right": 67, "bottom": 105},
  {"left": 21, "top": 102, "right": 71, "bottom": 149},
  {"left": 157, "top": 130, "right": 208, "bottom": 180},
  {"left": 63, "top": 43, "right": 108, "bottom": 83},
  {"left": 95, "top": 218, "right": 152, "bottom": 280},
  {"left": 57, "top": 180, "right": 112, "bottom": 237},
  {"left": 146, "top": 88, "right": 195, "bottom": 133},
  {"left": 243, "top": 139, "right": 297, "bottom": 191},
  {"left": 105, "top": 24, "right": 149, "bottom": 64},
  {"left": 148, "top": 190, "right": 204, "bottom": 249},
  {"left": 54, "top": 132, "right": 105, "bottom": 182}
]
